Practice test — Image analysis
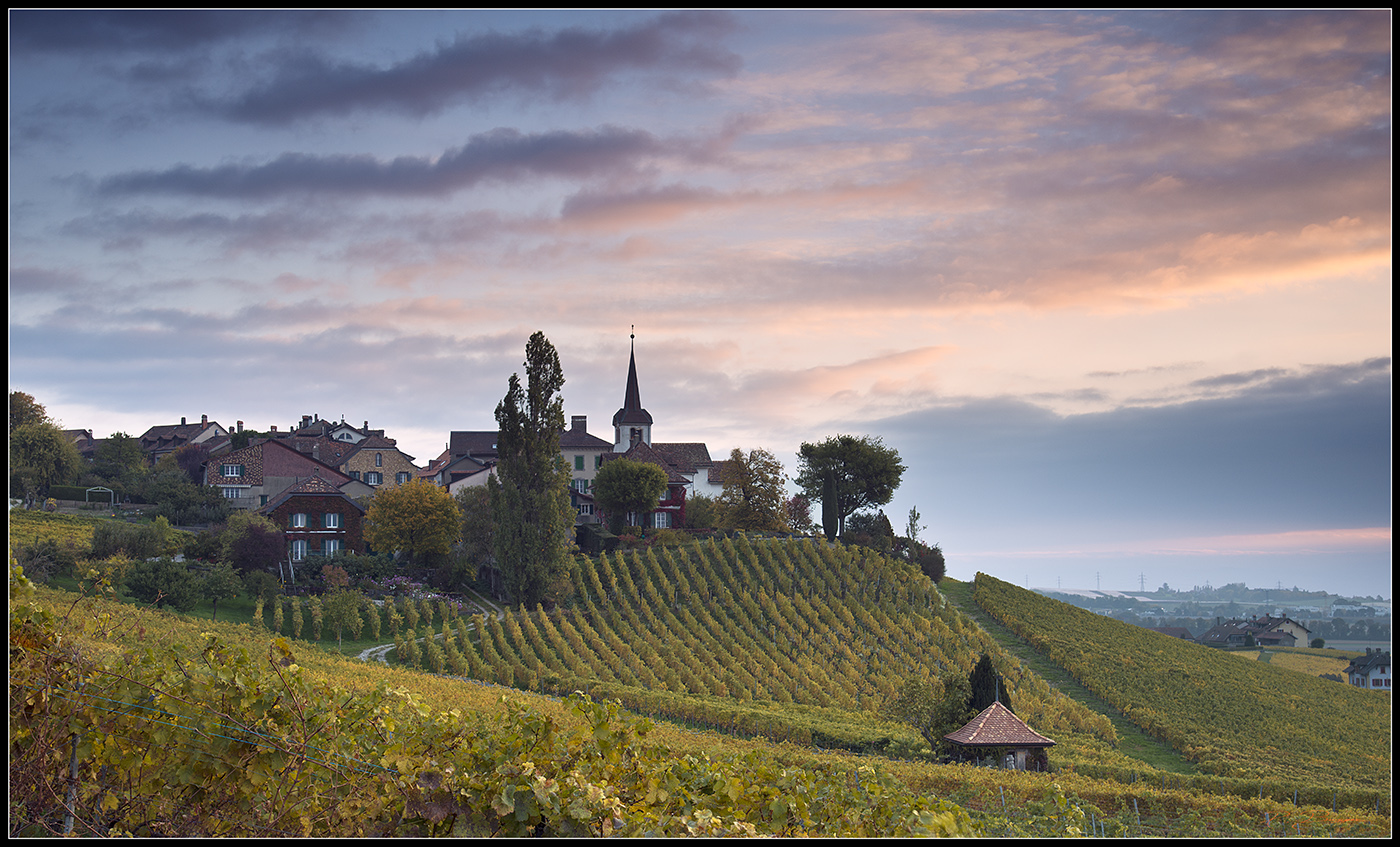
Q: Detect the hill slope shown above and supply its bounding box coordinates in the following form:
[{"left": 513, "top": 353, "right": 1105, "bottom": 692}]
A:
[{"left": 973, "top": 572, "right": 1390, "bottom": 794}]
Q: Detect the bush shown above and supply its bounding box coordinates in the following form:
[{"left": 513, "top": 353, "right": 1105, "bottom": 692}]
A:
[
  {"left": 11, "top": 539, "right": 83, "bottom": 582},
  {"left": 90, "top": 521, "right": 162, "bottom": 560},
  {"left": 124, "top": 557, "right": 201, "bottom": 612},
  {"left": 243, "top": 570, "right": 281, "bottom": 604}
]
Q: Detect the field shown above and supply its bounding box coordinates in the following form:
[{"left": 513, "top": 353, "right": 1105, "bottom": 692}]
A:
[{"left": 8, "top": 511, "right": 1392, "bottom": 836}]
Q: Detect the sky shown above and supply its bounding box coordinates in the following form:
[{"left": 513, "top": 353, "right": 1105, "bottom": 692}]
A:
[{"left": 9, "top": 10, "right": 1391, "bottom": 599}]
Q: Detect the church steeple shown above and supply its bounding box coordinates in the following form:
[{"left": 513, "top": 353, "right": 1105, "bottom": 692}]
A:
[{"left": 612, "top": 327, "right": 653, "bottom": 452}]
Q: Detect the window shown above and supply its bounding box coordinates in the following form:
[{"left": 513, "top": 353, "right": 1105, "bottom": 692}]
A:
[
  {"left": 291, "top": 513, "right": 308, "bottom": 528},
  {"left": 323, "top": 539, "right": 341, "bottom": 555},
  {"left": 323, "top": 512, "right": 341, "bottom": 529},
  {"left": 396, "top": 471, "right": 410, "bottom": 484},
  {"left": 222, "top": 487, "right": 242, "bottom": 499},
  {"left": 350, "top": 470, "right": 360, "bottom": 481},
  {"left": 290, "top": 539, "right": 308, "bottom": 561},
  {"left": 595, "top": 455, "right": 603, "bottom": 469},
  {"left": 375, "top": 452, "right": 383, "bottom": 467},
  {"left": 365, "top": 472, "right": 382, "bottom": 486},
  {"left": 221, "top": 464, "right": 244, "bottom": 477},
  {"left": 574, "top": 455, "right": 584, "bottom": 471}
]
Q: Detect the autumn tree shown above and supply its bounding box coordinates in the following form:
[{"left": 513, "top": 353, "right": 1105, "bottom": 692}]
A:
[
  {"left": 717, "top": 447, "right": 789, "bottom": 532},
  {"left": 489, "top": 331, "right": 574, "bottom": 607},
  {"left": 364, "top": 478, "right": 461, "bottom": 567},
  {"left": 9, "top": 390, "right": 50, "bottom": 431},
  {"left": 795, "top": 434, "right": 905, "bottom": 537},
  {"left": 592, "top": 457, "right": 668, "bottom": 533}
]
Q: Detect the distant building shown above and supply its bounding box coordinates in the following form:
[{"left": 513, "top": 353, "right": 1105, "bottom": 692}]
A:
[
  {"left": 1145, "top": 626, "right": 1196, "bottom": 642},
  {"left": 1344, "top": 649, "right": 1391, "bottom": 690},
  {"left": 1197, "top": 614, "right": 1311, "bottom": 648}
]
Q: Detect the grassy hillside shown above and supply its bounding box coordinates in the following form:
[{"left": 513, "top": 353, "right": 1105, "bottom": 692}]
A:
[
  {"left": 397, "top": 535, "right": 1126, "bottom": 768},
  {"left": 973, "top": 572, "right": 1390, "bottom": 798}
]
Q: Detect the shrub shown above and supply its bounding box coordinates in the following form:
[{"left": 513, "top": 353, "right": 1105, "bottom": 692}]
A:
[
  {"left": 90, "top": 521, "right": 162, "bottom": 560},
  {"left": 124, "top": 557, "right": 201, "bottom": 612}
]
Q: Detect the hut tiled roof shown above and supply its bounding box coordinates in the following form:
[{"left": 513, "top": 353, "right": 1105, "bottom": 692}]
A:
[{"left": 942, "top": 701, "right": 1055, "bottom": 748}]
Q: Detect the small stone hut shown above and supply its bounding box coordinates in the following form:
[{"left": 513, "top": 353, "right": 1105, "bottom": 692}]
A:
[{"left": 942, "top": 701, "right": 1055, "bottom": 771}]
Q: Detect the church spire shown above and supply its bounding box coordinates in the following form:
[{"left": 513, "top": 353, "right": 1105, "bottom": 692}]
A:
[{"left": 612, "top": 327, "right": 653, "bottom": 451}]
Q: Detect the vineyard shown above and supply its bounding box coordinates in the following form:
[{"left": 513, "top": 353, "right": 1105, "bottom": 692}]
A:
[
  {"left": 383, "top": 535, "right": 1123, "bottom": 762},
  {"left": 8, "top": 507, "right": 1392, "bottom": 837},
  {"left": 973, "top": 572, "right": 1390, "bottom": 808}
]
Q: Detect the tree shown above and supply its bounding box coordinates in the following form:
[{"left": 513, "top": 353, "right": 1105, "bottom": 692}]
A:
[
  {"left": 885, "top": 671, "right": 975, "bottom": 755},
  {"left": 124, "top": 558, "right": 201, "bottom": 612},
  {"left": 716, "top": 447, "right": 789, "bottom": 532},
  {"left": 323, "top": 588, "right": 366, "bottom": 647},
  {"left": 455, "top": 485, "right": 495, "bottom": 565},
  {"left": 171, "top": 442, "right": 213, "bottom": 485},
  {"left": 200, "top": 561, "right": 244, "bottom": 621},
  {"left": 364, "top": 478, "right": 461, "bottom": 566},
  {"left": 795, "top": 434, "right": 905, "bottom": 537},
  {"left": 10, "top": 420, "right": 82, "bottom": 500},
  {"left": 784, "top": 494, "right": 816, "bottom": 536},
  {"left": 92, "top": 431, "right": 148, "bottom": 492},
  {"left": 967, "top": 653, "right": 1012, "bottom": 715},
  {"left": 9, "top": 390, "right": 51, "bottom": 431},
  {"left": 592, "top": 457, "right": 668, "bottom": 534},
  {"left": 489, "top": 331, "right": 575, "bottom": 608},
  {"left": 221, "top": 512, "right": 287, "bottom": 575},
  {"left": 682, "top": 492, "right": 720, "bottom": 530}
]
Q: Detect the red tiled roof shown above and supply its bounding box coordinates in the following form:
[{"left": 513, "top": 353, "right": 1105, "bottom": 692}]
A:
[{"left": 943, "top": 701, "right": 1055, "bottom": 748}]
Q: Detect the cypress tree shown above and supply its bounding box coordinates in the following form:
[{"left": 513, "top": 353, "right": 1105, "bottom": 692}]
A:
[
  {"left": 490, "top": 331, "right": 573, "bottom": 608},
  {"left": 967, "top": 653, "right": 1013, "bottom": 714}
]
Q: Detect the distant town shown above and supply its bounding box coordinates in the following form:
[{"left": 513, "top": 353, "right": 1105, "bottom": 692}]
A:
[{"left": 1033, "top": 583, "right": 1390, "bottom": 649}]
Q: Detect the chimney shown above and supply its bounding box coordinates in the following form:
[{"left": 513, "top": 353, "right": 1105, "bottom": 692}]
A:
[
  {"left": 181, "top": 416, "right": 187, "bottom": 425},
  {"left": 572, "top": 415, "right": 587, "bottom": 432},
  {"left": 364, "top": 420, "right": 369, "bottom": 430},
  {"left": 237, "top": 421, "right": 243, "bottom": 433},
  {"left": 202, "top": 414, "right": 208, "bottom": 425},
  {"left": 270, "top": 425, "right": 277, "bottom": 432}
]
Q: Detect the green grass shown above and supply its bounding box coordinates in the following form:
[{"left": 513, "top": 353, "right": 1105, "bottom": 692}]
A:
[{"left": 939, "top": 577, "right": 1198, "bottom": 775}]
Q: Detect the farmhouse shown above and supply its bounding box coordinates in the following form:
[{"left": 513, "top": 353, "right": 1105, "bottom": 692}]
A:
[
  {"left": 259, "top": 473, "right": 367, "bottom": 585},
  {"left": 1344, "top": 648, "right": 1391, "bottom": 690},
  {"left": 1197, "top": 614, "right": 1311, "bottom": 648},
  {"left": 942, "top": 701, "right": 1055, "bottom": 771}
]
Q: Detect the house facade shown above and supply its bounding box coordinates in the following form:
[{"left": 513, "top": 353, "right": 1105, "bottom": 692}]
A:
[
  {"left": 339, "top": 437, "right": 420, "bottom": 491},
  {"left": 204, "top": 439, "right": 353, "bottom": 510},
  {"left": 139, "top": 415, "right": 230, "bottom": 466},
  {"left": 259, "top": 474, "right": 366, "bottom": 584},
  {"left": 1344, "top": 648, "right": 1391, "bottom": 690}
]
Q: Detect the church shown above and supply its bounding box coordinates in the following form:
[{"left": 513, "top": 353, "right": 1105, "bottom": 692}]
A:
[{"left": 593, "top": 332, "right": 726, "bottom": 529}]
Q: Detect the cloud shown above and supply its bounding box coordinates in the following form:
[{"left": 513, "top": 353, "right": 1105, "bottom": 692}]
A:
[
  {"left": 8, "top": 10, "right": 348, "bottom": 54},
  {"left": 209, "top": 11, "right": 739, "bottom": 124},
  {"left": 873, "top": 357, "right": 1393, "bottom": 543},
  {"left": 94, "top": 126, "right": 685, "bottom": 199}
]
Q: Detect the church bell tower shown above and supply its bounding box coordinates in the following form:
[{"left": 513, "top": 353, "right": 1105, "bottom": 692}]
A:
[{"left": 612, "top": 328, "right": 653, "bottom": 452}]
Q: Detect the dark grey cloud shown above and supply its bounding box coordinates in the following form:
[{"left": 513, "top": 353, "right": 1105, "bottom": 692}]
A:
[
  {"left": 8, "top": 10, "right": 350, "bottom": 54},
  {"left": 873, "top": 359, "right": 1392, "bottom": 542},
  {"left": 95, "top": 126, "right": 675, "bottom": 199},
  {"left": 211, "top": 11, "right": 739, "bottom": 124}
]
